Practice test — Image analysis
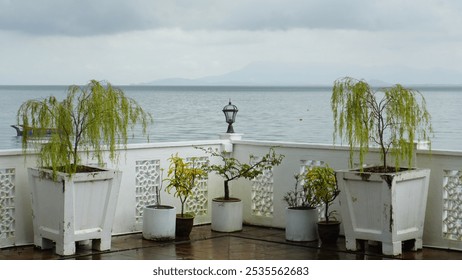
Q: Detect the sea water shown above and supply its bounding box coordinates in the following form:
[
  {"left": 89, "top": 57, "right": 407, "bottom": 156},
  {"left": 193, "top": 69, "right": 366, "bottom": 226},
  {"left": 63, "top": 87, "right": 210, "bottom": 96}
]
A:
[{"left": 0, "top": 85, "right": 461, "bottom": 151}]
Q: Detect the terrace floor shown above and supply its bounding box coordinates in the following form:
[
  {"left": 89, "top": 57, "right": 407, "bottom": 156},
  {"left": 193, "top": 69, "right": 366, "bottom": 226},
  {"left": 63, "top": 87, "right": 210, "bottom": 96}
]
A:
[{"left": 2, "top": 224, "right": 462, "bottom": 260}]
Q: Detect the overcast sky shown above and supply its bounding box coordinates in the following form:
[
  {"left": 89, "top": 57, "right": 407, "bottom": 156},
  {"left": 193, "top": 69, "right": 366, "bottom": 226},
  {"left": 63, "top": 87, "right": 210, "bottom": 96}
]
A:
[{"left": 1, "top": 0, "right": 462, "bottom": 85}]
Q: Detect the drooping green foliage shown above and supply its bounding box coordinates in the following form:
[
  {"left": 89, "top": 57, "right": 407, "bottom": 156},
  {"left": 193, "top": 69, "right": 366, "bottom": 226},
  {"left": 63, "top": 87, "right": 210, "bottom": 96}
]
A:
[
  {"left": 304, "top": 165, "right": 339, "bottom": 223},
  {"left": 331, "top": 77, "right": 432, "bottom": 171},
  {"left": 199, "top": 147, "right": 284, "bottom": 200},
  {"left": 17, "top": 80, "right": 153, "bottom": 179},
  {"left": 164, "top": 154, "right": 207, "bottom": 217}
]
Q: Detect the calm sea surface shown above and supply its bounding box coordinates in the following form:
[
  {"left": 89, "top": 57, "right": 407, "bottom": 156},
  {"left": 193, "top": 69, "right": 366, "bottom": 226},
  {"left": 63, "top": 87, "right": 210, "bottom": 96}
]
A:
[{"left": 0, "top": 85, "right": 461, "bottom": 151}]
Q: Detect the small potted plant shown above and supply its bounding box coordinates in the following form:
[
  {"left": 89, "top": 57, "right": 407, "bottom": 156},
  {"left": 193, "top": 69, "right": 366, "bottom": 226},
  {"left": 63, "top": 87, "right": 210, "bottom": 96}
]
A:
[
  {"left": 200, "top": 147, "right": 284, "bottom": 232},
  {"left": 283, "top": 172, "right": 321, "bottom": 242},
  {"left": 164, "top": 154, "right": 207, "bottom": 238},
  {"left": 304, "top": 165, "right": 340, "bottom": 244},
  {"left": 17, "top": 80, "right": 152, "bottom": 255},
  {"left": 331, "top": 77, "right": 433, "bottom": 255},
  {"left": 142, "top": 168, "right": 177, "bottom": 241}
]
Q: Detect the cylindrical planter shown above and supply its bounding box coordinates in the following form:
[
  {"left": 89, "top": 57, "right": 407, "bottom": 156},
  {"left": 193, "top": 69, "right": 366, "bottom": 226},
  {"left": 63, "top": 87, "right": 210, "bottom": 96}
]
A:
[
  {"left": 211, "top": 198, "right": 243, "bottom": 232},
  {"left": 285, "top": 207, "right": 318, "bottom": 241},
  {"left": 142, "top": 205, "right": 176, "bottom": 241}
]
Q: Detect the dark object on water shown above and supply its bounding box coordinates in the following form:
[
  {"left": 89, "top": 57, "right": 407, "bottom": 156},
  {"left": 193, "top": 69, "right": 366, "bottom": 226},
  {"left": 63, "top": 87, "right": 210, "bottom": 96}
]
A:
[
  {"left": 11, "top": 125, "right": 23, "bottom": 136},
  {"left": 11, "top": 125, "right": 57, "bottom": 137}
]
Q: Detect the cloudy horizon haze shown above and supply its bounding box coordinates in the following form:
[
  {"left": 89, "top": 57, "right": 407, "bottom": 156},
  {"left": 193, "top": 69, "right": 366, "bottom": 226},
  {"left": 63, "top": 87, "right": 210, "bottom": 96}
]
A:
[{"left": 1, "top": 0, "right": 462, "bottom": 85}]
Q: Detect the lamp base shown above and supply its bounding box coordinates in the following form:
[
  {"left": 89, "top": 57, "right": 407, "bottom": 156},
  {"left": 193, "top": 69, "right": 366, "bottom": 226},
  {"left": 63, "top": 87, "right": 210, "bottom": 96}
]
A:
[{"left": 219, "top": 133, "right": 243, "bottom": 141}]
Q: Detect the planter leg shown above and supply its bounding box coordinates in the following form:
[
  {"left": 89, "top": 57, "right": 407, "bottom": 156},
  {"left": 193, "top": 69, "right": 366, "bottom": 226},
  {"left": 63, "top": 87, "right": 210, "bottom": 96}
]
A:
[
  {"left": 382, "top": 241, "right": 402, "bottom": 256},
  {"left": 55, "top": 241, "right": 76, "bottom": 256},
  {"left": 92, "top": 237, "right": 111, "bottom": 251},
  {"left": 345, "top": 237, "right": 361, "bottom": 251},
  {"left": 413, "top": 238, "right": 423, "bottom": 251},
  {"left": 34, "top": 236, "right": 54, "bottom": 250}
]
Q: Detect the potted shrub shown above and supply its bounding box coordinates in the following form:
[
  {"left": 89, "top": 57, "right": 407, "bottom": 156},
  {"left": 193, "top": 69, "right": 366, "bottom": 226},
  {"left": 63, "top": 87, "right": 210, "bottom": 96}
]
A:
[
  {"left": 331, "top": 77, "right": 433, "bottom": 255},
  {"left": 283, "top": 172, "right": 320, "bottom": 242},
  {"left": 17, "top": 80, "right": 152, "bottom": 255},
  {"left": 164, "top": 154, "right": 206, "bottom": 238},
  {"left": 142, "top": 168, "right": 177, "bottom": 241},
  {"left": 305, "top": 165, "right": 340, "bottom": 244},
  {"left": 200, "top": 147, "right": 284, "bottom": 232}
]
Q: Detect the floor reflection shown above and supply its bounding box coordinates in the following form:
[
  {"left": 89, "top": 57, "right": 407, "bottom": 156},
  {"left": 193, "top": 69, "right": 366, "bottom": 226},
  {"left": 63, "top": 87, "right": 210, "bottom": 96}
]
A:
[{"left": 2, "top": 225, "right": 462, "bottom": 260}]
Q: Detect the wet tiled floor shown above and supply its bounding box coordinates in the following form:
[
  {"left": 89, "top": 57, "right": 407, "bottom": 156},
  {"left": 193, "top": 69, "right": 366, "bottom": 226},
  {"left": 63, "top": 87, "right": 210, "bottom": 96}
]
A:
[{"left": 1, "top": 225, "right": 461, "bottom": 260}]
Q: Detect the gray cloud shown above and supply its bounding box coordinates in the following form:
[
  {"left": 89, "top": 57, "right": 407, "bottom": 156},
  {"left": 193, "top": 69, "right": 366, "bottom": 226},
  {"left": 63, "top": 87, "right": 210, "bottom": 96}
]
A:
[
  {"left": 1, "top": 0, "right": 462, "bottom": 85},
  {"left": 0, "top": 0, "right": 157, "bottom": 36},
  {"left": 1, "top": 0, "right": 459, "bottom": 36}
]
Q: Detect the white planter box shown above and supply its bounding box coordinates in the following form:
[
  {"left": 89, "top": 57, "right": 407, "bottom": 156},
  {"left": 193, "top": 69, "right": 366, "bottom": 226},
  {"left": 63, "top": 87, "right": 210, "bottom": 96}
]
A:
[
  {"left": 285, "top": 207, "right": 318, "bottom": 241},
  {"left": 28, "top": 167, "right": 122, "bottom": 256},
  {"left": 211, "top": 198, "right": 243, "bottom": 232},
  {"left": 336, "top": 168, "right": 430, "bottom": 256},
  {"left": 142, "top": 205, "right": 176, "bottom": 241}
]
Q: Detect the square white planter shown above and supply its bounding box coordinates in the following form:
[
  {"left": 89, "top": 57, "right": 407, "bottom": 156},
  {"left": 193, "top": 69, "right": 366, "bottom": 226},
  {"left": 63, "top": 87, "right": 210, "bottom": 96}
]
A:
[
  {"left": 28, "top": 167, "right": 122, "bottom": 256},
  {"left": 336, "top": 168, "right": 430, "bottom": 256}
]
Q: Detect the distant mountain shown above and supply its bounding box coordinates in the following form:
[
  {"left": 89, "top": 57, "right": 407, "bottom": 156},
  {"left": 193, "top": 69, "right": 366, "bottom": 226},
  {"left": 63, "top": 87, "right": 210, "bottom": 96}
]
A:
[
  {"left": 142, "top": 62, "right": 341, "bottom": 86},
  {"left": 141, "top": 61, "right": 462, "bottom": 87},
  {"left": 142, "top": 77, "right": 201, "bottom": 86}
]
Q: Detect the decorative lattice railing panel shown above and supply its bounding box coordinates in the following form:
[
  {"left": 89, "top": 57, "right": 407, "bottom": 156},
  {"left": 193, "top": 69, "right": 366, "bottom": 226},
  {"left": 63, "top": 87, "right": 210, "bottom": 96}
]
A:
[
  {"left": 251, "top": 162, "right": 275, "bottom": 217},
  {"left": 135, "top": 160, "right": 161, "bottom": 224},
  {"left": 300, "top": 160, "right": 325, "bottom": 173},
  {"left": 185, "top": 156, "right": 209, "bottom": 216},
  {"left": 443, "top": 169, "right": 462, "bottom": 241},
  {"left": 0, "top": 168, "right": 15, "bottom": 246}
]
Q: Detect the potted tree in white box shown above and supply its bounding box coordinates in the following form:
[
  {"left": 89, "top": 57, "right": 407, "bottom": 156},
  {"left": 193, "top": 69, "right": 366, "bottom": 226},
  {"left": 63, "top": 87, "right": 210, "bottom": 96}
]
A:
[
  {"left": 17, "top": 80, "right": 152, "bottom": 256},
  {"left": 331, "top": 77, "right": 433, "bottom": 255}
]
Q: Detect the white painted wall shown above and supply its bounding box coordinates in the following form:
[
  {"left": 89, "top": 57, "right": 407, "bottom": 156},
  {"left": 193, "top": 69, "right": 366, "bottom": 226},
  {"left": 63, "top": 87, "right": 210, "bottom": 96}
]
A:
[{"left": 0, "top": 137, "right": 461, "bottom": 252}]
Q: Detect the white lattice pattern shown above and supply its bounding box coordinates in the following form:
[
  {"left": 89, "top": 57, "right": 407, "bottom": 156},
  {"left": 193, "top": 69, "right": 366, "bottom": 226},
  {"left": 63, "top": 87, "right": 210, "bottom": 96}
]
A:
[
  {"left": 300, "top": 159, "right": 325, "bottom": 174},
  {"left": 185, "top": 156, "right": 208, "bottom": 216},
  {"left": 251, "top": 164, "right": 274, "bottom": 217},
  {"left": 443, "top": 169, "right": 462, "bottom": 241},
  {"left": 135, "top": 160, "right": 161, "bottom": 223},
  {"left": 0, "top": 168, "right": 15, "bottom": 241}
]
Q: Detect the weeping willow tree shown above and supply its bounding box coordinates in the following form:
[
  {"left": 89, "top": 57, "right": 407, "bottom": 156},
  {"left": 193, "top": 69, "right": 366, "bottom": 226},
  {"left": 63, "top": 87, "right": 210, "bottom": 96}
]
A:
[
  {"left": 331, "top": 77, "right": 432, "bottom": 171},
  {"left": 17, "top": 80, "right": 153, "bottom": 179}
]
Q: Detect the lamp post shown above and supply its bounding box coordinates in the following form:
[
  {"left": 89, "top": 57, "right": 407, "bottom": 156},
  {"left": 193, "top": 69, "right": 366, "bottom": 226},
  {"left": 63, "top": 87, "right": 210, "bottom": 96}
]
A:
[{"left": 222, "top": 100, "right": 238, "bottom": 133}]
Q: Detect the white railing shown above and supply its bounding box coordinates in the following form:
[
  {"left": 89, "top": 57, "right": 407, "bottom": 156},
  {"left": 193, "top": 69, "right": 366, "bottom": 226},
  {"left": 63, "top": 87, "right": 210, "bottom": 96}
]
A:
[{"left": 0, "top": 135, "right": 461, "bottom": 252}]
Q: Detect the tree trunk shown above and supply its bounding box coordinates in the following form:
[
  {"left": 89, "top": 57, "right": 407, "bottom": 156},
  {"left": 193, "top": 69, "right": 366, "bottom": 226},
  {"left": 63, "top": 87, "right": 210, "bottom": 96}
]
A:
[{"left": 224, "top": 180, "right": 230, "bottom": 200}]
